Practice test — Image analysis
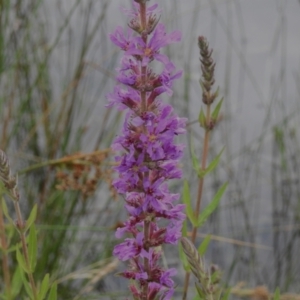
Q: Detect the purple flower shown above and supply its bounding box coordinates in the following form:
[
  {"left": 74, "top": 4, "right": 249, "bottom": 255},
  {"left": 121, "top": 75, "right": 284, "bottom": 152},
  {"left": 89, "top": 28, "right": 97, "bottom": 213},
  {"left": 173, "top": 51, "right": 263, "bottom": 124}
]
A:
[
  {"left": 108, "top": 1, "right": 186, "bottom": 298},
  {"left": 128, "top": 23, "right": 182, "bottom": 66}
]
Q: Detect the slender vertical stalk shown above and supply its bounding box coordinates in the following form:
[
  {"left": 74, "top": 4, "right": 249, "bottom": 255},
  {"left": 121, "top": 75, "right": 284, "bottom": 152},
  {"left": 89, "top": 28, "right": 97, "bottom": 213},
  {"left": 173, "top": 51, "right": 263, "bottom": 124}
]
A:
[
  {"left": 182, "top": 105, "right": 211, "bottom": 300},
  {"left": 182, "top": 36, "right": 219, "bottom": 300},
  {"left": 0, "top": 197, "right": 12, "bottom": 299}
]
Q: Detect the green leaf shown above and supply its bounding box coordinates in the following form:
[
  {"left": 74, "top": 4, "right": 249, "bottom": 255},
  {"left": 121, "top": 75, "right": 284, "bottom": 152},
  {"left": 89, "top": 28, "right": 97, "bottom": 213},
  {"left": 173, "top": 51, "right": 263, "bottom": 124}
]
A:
[
  {"left": 39, "top": 274, "right": 50, "bottom": 300},
  {"left": 211, "top": 97, "right": 223, "bottom": 121},
  {"left": 221, "top": 288, "right": 231, "bottom": 300},
  {"left": 19, "top": 266, "right": 33, "bottom": 299},
  {"left": 197, "top": 183, "right": 227, "bottom": 227},
  {"left": 195, "top": 282, "right": 205, "bottom": 299},
  {"left": 274, "top": 287, "right": 280, "bottom": 300},
  {"left": 11, "top": 266, "right": 23, "bottom": 298},
  {"left": 197, "top": 147, "right": 224, "bottom": 178},
  {"left": 198, "top": 235, "right": 211, "bottom": 256},
  {"left": 190, "top": 137, "right": 200, "bottom": 172},
  {"left": 47, "top": 283, "right": 57, "bottom": 300},
  {"left": 183, "top": 180, "right": 197, "bottom": 226},
  {"left": 25, "top": 204, "right": 37, "bottom": 232},
  {"left": 1, "top": 198, "right": 14, "bottom": 224},
  {"left": 28, "top": 224, "right": 37, "bottom": 272},
  {"left": 198, "top": 107, "right": 206, "bottom": 128},
  {"left": 16, "top": 247, "right": 30, "bottom": 273},
  {"left": 182, "top": 219, "right": 188, "bottom": 238},
  {"left": 0, "top": 180, "right": 8, "bottom": 195}
]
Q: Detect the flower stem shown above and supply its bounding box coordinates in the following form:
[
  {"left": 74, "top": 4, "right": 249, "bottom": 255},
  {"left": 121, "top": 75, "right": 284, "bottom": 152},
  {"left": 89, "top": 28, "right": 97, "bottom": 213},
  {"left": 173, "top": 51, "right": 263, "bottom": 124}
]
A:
[
  {"left": 182, "top": 104, "right": 211, "bottom": 300},
  {"left": 139, "top": 2, "right": 150, "bottom": 299}
]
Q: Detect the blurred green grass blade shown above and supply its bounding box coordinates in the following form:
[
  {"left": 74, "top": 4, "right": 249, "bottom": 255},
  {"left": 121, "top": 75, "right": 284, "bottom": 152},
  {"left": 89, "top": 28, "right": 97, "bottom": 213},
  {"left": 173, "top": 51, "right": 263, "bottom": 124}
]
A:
[
  {"left": 47, "top": 283, "right": 57, "bottom": 300},
  {"left": 198, "top": 147, "right": 224, "bottom": 179},
  {"left": 274, "top": 287, "right": 280, "bottom": 300},
  {"left": 190, "top": 136, "right": 200, "bottom": 172},
  {"left": 11, "top": 266, "right": 23, "bottom": 298},
  {"left": 211, "top": 97, "right": 223, "bottom": 121},
  {"left": 183, "top": 180, "right": 197, "bottom": 226},
  {"left": 28, "top": 224, "right": 37, "bottom": 272},
  {"left": 25, "top": 204, "right": 37, "bottom": 232},
  {"left": 16, "top": 247, "right": 29, "bottom": 274},
  {"left": 198, "top": 235, "right": 211, "bottom": 256},
  {"left": 197, "top": 183, "right": 227, "bottom": 227},
  {"left": 39, "top": 274, "right": 50, "bottom": 300}
]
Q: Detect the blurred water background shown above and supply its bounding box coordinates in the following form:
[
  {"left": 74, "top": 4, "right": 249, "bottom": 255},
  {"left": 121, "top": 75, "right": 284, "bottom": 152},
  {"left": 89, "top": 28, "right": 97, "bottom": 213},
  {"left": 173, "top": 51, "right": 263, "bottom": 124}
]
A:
[{"left": 1, "top": 0, "right": 300, "bottom": 298}]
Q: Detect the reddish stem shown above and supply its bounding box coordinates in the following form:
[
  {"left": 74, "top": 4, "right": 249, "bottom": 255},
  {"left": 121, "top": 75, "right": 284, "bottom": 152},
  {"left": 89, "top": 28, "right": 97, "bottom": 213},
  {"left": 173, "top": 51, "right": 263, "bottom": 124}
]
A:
[{"left": 182, "top": 104, "right": 211, "bottom": 300}]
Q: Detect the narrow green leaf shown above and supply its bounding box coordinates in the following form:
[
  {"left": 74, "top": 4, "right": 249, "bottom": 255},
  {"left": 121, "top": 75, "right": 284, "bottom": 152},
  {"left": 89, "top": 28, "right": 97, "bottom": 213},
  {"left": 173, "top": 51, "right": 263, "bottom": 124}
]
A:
[
  {"left": 200, "top": 147, "right": 224, "bottom": 178},
  {"left": 28, "top": 224, "right": 37, "bottom": 272},
  {"left": 183, "top": 180, "right": 197, "bottom": 226},
  {"left": 25, "top": 204, "right": 37, "bottom": 232},
  {"left": 1, "top": 198, "right": 14, "bottom": 223},
  {"left": 0, "top": 181, "right": 6, "bottom": 196},
  {"left": 16, "top": 247, "right": 29, "bottom": 273},
  {"left": 47, "top": 283, "right": 57, "bottom": 300},
  {"left": 195, "top": 282, "right": 205, "bottom": 299},
  {"left": 211, "top": 97, "right": 223, "bottom": 121},
  {"left": 182, "top": 219, "right": 188, "bottom": 238},
  {"left": 221, "top": 288, "right": 231, "bottom": 300},
  {"left": 19, "top": 266, "right": 33, "bottom": 299},
  {"left": 39, "top": 274, "right": 50, "bottom": 300},
  {"left": 11, "top": 266, "right": 23, "bottom": 298},
  {"left": 198, "top": 107, "right": 206, "bottom": 128},
  {"left": 190, "top": 137, "right": 200, "bottom": 172},
  {"left": 274, "top": 287, "right": 280, "bottom": 300},
  {"left": 198, "top": 235, "right": 211, "bottom": 256},
  {"left": 197, "top": 183, "right": 228, "bottom": 227}
]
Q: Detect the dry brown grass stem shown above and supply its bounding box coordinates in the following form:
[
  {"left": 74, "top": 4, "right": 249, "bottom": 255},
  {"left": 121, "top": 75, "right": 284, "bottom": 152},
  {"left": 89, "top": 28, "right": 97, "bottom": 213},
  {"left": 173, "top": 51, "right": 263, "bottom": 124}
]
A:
[
  {"left": 191, "top": 232, "right": 272, "bottom": 250},
  {"left": 231, "top": 283, "right": 300, "bottom": 300},
  {"left": 55, "top": 258, "right": 119, "bottom": 299}
]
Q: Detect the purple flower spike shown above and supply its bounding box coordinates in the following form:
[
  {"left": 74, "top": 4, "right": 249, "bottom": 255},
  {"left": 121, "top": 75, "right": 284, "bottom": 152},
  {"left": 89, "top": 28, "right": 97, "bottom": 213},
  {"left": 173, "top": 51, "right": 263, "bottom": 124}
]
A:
[{"left": 107, "top": 1, "right": 186, "bottom": 298}]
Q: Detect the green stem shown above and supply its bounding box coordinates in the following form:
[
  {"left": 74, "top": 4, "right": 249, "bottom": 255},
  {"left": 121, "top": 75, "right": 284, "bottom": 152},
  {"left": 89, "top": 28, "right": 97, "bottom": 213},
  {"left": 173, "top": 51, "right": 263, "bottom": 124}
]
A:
[{"left": 182, "top": 104, "right": 211, "bottom": 300}]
